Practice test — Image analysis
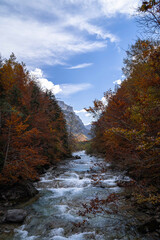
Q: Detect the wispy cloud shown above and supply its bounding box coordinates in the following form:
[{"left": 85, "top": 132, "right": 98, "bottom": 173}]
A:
[
  {"left": 64, "top": 15, "right": 119, "bottom": 42},
  {"left": 58, "top": 83, "right": 92, "bottom": 96},
  {"left": 67, "top": 63, "right": 93, "bottom": 69},
  {"left": 99, "top": 0, "right": 138, "bottom": 16},
  {"left": 74, "top": 109, "right": 92, "bottom": 118},
  {"left": 0, "top": 0, "right": 139, "bottom": 66},
  {"left": 74, "top": 109, "right": 86, "bottom": 114}
]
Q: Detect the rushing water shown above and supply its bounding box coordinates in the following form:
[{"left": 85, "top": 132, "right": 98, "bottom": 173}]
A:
[{"left": 1, "top": 151, "right": 154, "bottom": 240}]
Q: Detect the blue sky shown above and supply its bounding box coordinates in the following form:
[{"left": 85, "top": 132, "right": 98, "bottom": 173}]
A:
[{"left": 0, "top": 0, "right": 140, "bottom": 125}]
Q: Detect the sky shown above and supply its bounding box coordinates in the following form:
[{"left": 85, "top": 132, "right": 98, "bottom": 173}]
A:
[{"left": 0, "top": 0, "right": 141, "bottom": 125}]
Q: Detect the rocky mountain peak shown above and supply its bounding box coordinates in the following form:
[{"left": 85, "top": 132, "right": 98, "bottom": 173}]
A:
[{"left": 57, "top": 101, "right": 90, "bottom": 140}]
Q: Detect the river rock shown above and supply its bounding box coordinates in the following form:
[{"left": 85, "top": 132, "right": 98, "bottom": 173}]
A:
[
  {"left": 116, "top": 179, "right": 136, "bottom": 187},
  {"left": 5, "top": 209, "right": 27, "bottom": 223},
  {"left": 137, "top": 218, "right": 160, "bottom": 234},
  {"left": 75, "top": 155, "right": 81, "bottom": 159},
  {"left": 0, "top": 181, "right": 38, "bottom": 205}
]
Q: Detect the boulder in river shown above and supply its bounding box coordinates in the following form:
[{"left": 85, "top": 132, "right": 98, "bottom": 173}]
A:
[
  {"left": 79, "top": 175, "right": 83, "bottom": 179},
  {"left": 0, "top": 181, "right": 38, "bottom": 206},
  {"left": 116, "top": 179, "right": 136, "bottom": 187},
  {"left": 75, "top": 155, "right": 81, "bottom": 159},
  {"left": 5, "top": 209, "right": 27, "bottom": 223}
]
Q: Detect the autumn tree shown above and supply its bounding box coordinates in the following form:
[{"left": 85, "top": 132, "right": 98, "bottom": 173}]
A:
[
  {"left": 0, "top": 111, "right": 47, "bottom": 184},
  {"left": 137, "top": 0, "right": 160, "bottom": 37},
  {"left": 0, "top": 54, "right": 70, "bottom": 184},
  {"left": 87, "top": 40, "right": 160, "bottom": 200}
]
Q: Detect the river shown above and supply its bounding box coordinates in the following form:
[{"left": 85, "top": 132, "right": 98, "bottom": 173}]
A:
[{"left": 1, "top": 151, "right": 154, "bottom": 239}]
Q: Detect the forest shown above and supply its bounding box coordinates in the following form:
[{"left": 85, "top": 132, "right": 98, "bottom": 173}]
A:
[
  {"left": 0, "top": 1, "right": 160, "bottom": 239},
  {"left": 86, "top": 20, "right": 160, "bottom": 205},
  {"left": 0, "top": 54, "right": 71, "bottom": 185},
  {"left": 0, "top": 1, "right": 159, "bottom": 203}
]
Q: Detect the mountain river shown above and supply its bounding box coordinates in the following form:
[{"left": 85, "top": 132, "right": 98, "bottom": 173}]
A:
[{"left": 1, "top": 151, "right": 154, "bottom": 240}]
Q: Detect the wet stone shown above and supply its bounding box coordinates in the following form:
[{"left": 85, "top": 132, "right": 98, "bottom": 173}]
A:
[{"left": 5, "top": 209, "right": 27, "bottom": 223}]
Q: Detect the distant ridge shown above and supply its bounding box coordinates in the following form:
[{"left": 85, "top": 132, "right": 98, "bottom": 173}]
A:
[
  {"left": 85, "top": 124, "right": 92, "bottom": 131},
  {"left": 58, "top": 100, "right": 90, "bottom": 141}
]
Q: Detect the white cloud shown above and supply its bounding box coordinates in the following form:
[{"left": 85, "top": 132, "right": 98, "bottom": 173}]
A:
[
  {"left": 64, "top": 15, "right": 118, "bottom": 42},
  {"left": 58, "top": 83, "right": 92, "bottom": 96},
  {"left": 99, "top": 0, "right": 139, "bottom": 16},
  {"left": 67, "top": 63, "right": 93, "bottom": 69},
  {"left": 101, "top": 96, "right": 108, "bottom": 106},
  {"left": 74, "top": 109, "right": 86, "bottom": 114},
  {"left": 113, "top": 79, "right": 122, "bottom": 85},
  {"left": 30, "top": 68, "right": 92, "bottom": 96},
  {"left": 75, "top": 108, "right": 92, "bottom": 118},
  {"left": 113, "top": 74, "right": 125, "bottom": 85},
  {"left": 30, "top": 68, "right": 62, "bottom": 95},
  {"left": 30, "top": 68, "right": 43, "bottom": 78},
  {"left": 85, "top": 112, "right": 92, "bottom": 117},
  {"left": 0, "top": 0, "right": 139, "bottom": 66},
  {"left": 0, "top": 15, "right": 106, "bottom": 66},
  {"left": 74, "top": 108, "right": 93, "bottom": 125}
]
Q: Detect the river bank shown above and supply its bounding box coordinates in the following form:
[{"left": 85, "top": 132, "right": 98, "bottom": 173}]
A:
[{"left": 0, "top": 151, "right": 159, "bottom": 240}]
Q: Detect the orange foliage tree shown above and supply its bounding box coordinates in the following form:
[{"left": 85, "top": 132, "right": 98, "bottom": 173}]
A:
[
  {"left": 86, "top": 40, "right": 160, "bottom": 198},
  {"left": 0, "top": 54, "right": 70, "bottom": 185},
  {"left": 0, "top": 111, "right": 47, "bottom": 184}
]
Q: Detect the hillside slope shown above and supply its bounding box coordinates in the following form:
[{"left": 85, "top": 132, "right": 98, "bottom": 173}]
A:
[{"left": 58, "top": 101, "right": 90, "bottom": 140}]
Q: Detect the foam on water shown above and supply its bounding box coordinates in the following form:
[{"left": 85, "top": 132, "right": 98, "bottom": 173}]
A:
[
  {"left": 50, "top": 231, "right": 104, "bottom": 240},
  {"left": 62, "top": 212, "right": 82, "bottom": 221},
  {"left": 54, "top": 177, "right": 91, "bottom": 188},
  {"left": 48, "top": 187, "right": 84, "bottom": 197},
  {"left": 102, "top": 177, "right": 117, "bottom": 187},
  {"left": 49, "top": 228, "right": 64, "bottom": 237},
  {"left": 14, "top": 225, "right": 38, "bottom": 240},
  {"left": 58, "top": 172, "right": 79, "bottom": 179},
  {"left": 40, "top": 179, "right": 53, "bottom": 183},
  {"left": 9, "top": 151, "right": 148, "bottom": 240},
  {"left": 54, "top": 205, "right": 83, "bottom": 221},
  {"left": 55, "top": 204, "right": 70, "bottom": 215}
]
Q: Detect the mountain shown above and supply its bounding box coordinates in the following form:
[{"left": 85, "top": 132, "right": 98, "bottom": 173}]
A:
[
  {"left": 58, "top": 100, "right": 90, "bottom": 141},
  {"left": 85, "top": 124, "right": 92, "bottom": 131}
]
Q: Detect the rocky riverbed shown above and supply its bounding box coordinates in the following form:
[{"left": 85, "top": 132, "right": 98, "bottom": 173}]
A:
[{"left": 0, "top": 151, "right": 159, "bottom": 240}]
